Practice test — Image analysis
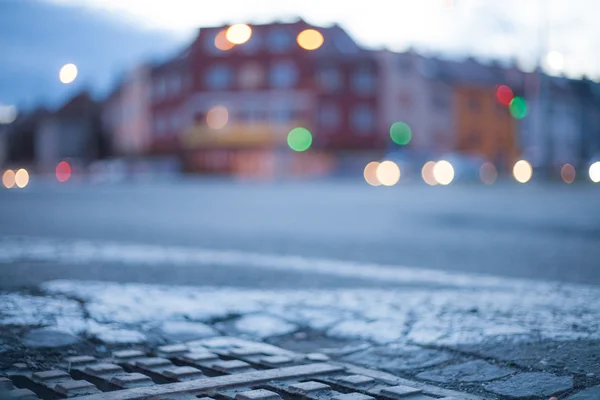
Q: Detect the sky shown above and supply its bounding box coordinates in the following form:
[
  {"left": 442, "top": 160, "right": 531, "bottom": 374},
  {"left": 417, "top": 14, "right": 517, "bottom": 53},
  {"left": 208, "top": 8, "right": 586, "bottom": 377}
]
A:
[{"left": 1, "top": 0, "right": 599, "bottom": 110}]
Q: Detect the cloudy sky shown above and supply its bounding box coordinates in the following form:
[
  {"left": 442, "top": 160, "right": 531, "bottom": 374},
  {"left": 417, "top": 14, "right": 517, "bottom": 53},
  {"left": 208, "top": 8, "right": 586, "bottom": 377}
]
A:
[{"left": 1, "top": 0, "right": 599, "bottom": 109}]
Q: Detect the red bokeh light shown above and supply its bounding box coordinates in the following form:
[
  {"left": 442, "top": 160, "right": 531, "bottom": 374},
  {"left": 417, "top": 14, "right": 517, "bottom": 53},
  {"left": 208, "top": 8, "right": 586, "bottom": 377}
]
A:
[
  {"left": 56, "top": 161, "right": 71, "bottom": 182},
  {"left": 495, "top": 85, "right": 514, "bottom": 106}
]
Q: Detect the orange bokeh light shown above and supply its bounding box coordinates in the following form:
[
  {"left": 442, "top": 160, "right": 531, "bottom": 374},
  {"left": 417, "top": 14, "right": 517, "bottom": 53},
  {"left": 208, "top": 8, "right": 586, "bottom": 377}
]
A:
[
  {"left": 2, "top": 170, "right": 15, "bottom": 189},
  {"left": 421, "top": 161, "right": 438, "bottom": 186},
  {"left": 206, "top": 106, "right": 229, "bottom": 130},
  {"left": 297, "top": 29, "right": 324, "bottom": 50},
  {"left": 364, "top": 161, "right": 381, "bottom": 186},
  {"left": 480, "top": 162, "right": 498, "bottom": 185},
  {"left": 561, "top": 164, "right": 576, "bottom": 184},
  {"left": 215, "top": 29, "right": 235, "bottom": 51},
  {"left": 56, "top": 161, "right": 71, "bottom": 182}
]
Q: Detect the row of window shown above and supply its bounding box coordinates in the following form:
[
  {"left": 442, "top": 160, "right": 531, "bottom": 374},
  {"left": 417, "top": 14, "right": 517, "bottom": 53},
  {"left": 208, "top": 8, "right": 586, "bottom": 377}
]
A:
[
  {"left": 153, "top": 103, "right": 376, "bottom": 136},
  {"left": 204, "top": 61, "right": 376, "bottom": 93},
  {"left": 153, "top": 113, "right": 182, "bottom": 136},
  {"left": 152, "top": 75, "right": 183, "bottom": 101}
]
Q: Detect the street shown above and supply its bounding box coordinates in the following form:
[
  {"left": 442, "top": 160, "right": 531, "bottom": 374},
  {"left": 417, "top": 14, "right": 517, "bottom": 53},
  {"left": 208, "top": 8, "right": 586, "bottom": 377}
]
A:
[{"left": 1, "top": 178, "right": 599, "bottom": 287}]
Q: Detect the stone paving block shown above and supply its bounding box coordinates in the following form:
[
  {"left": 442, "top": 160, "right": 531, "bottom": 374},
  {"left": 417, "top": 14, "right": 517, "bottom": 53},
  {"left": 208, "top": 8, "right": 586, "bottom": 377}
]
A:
[
  {"left": 109, "top": 373, "right": 154, "bottom": 389},
  {"left": 162, "top": 366, "right": 204, "bottom": 381},
  {"left": 235, "top": 389, "right": 282, "bottom": 400},
  {"left": 332, "top": 393, "right": 376, "bottom": 400},
  {"left": 4, "top": 388, "right": 38, "bottom": 399},
  {"left": 566, "top": 385, "right": 600, "bottom": 400},
  {"left": 287, "top": 381, "right": 331, "bottom": 394},
  {"left": 343, "top": 347, "right": 453, "bottom": 372},
  {"left": 306, "top": 353, "right": 330, "bottom": 361},
  {"left": 23, "top": 329, "right": 80, "bottom": 348},
  {"left": 54, "top": 379, "right": 100, "bottom": 396},
  {"left": 337, "top": 374, "right": 376, "bottom": 386},
  {"left": 484, "top": 372, "right": 573, "bottom": 398},
  {"left": 415, "top": 360, "right": 515, "bottom": 383},
  {"left": 0, "top": 377, "right": 14, "bottom": 390},
  {"left": 379, "top": 385, "right": 423, "bottom": 398}
]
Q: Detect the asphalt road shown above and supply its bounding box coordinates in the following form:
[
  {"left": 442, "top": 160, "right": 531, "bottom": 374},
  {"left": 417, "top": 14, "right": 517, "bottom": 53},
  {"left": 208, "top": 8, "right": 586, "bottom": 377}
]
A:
[{"left": 1, "top": 178, "right": 599, "bottom": 287}]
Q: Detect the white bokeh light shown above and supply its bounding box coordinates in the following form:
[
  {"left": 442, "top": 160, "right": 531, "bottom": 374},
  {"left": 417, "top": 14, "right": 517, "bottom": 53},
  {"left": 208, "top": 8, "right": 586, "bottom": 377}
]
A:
[{"left": 546, "top": 50, "right": 565, "bottom": 71}]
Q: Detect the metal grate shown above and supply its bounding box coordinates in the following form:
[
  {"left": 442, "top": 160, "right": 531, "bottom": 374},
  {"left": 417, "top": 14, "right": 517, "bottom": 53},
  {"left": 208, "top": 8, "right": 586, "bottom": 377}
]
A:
[{"left": 1, "top": 337, "right": 484, "bottom": 400}]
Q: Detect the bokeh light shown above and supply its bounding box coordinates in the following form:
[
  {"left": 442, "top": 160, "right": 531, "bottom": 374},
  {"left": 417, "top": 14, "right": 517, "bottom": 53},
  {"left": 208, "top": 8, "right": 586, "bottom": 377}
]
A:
[
  {"left": 509, "top": 97, "right": 527, "bottom": 119},
  {"left": 589, "top": 162, "right": 600, "bottom": 183},
  {"left": 2, "top": 170, "right": 15, "bottom": 189},
  {"left": 561, "top": 164, "right": 576, "bottom": 184},
  {"left": 421, "top": 161, "right": 438, "bottom": 186},
  {"left": 56, "top": 161, "right": 72, "bottom": 182},
  {"left": 226, "top": 24, "right": 252, "bottom": 45},
  {"left": 389, "top": 122, "right": 412, "bottom": 145},
  {"left": 206, "top": 106, "right": 229, "bottom": 130},
  {"left": 59, "top": 63, "right": 78, "bottom": 84},
  {"left": 546, "top": 50, "right": 565, "bottom": 71},
  {"left": 513, "top": 160, "right": 532, "bottom": 183},
  {"left": 287, "top": 127, "right": 312, "bottom": 152},
  {"left": 433, "top": 160, "right": 454, "bottom": 185},
  {"left": 0, "top": 105, "right": 17, "bottom": 124},
  {"left": 364, "top": 161, "right": 381, "bottom": 186},
  {"left": 215, "top": 29, "right": 235, "bottom": 51},
  {"left": 495, "top": 85, "right": 514, "bottom": 106},
  {"left": 479, "top": 162, "right": 497, "bottom": 185},
  {"left": 376, "top": 161, "right": 400, "bottom": 186},
  {"left": 297, "top": 29, "right": 324, "bottom": 50},
  {"left": 15, "top": 169, "right": 29, "bottom": 188}
]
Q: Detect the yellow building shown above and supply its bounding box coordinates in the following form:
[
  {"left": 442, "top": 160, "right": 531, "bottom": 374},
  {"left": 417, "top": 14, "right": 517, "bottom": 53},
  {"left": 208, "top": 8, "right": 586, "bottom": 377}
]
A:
[{"left": 454, "top": 85, "right": 519, "bottom": 171}]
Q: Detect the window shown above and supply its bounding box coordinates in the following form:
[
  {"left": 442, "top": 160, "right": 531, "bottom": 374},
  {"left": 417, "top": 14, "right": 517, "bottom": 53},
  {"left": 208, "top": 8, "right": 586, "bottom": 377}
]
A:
[
  {"left": 351, "top": 104, "right": 375, "bottom": 133},
  {"left": 240, "top": 31, "right": 261, "bottom": 54},
  {"left": 273, "top": 108, "right": 292, "bottom": 124},
  {"left": 318, "top": 104, "right": 341, "bottom": 129},
  {"left": 267, "top": 29, "right": 293, "bottom": 53},
  {"left": 169, "top": 113, "right": 180, "bottom": 132},
  {"left": 270, "top": 60, "right": 298, "bottom": 88},
  {"left": 205, "top": 64, "right": 233, "bottom": 90},
  {"left": 154, "top": 115, "right": 167, "bottom": 136},
  {"left": 168, "top": 75, "right": 181, "bottom": 96},
  {"left": 153, "top": 78, "right": 166, "bottom": 101},
  {"left": 238, "top": 62, "right": 264, "bottom": 89},
  {"left": 317, "top": 66, "right": 342, "bottom": 92},
  {"left": 351, "top": 65, "right": 376, "bottom": 95}
]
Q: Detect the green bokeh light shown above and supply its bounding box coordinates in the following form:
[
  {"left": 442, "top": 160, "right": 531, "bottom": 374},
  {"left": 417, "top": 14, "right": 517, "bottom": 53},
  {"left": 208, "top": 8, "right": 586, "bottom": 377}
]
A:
[
  {"left": 509, "top": 97, "right": 528, "bottom": 119},
  {"left": 390, "top": 122, "right": 412, "bottom": 145},
  {"left": 287, "top": 127, "right": 312, "bottom": 152}
]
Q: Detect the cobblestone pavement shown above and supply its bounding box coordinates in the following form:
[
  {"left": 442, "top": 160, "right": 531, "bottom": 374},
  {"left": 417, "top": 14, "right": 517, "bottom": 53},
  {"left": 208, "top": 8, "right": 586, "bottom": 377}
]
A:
[{"left": 1, "top": 278, "right": 599, "bottom": 399}]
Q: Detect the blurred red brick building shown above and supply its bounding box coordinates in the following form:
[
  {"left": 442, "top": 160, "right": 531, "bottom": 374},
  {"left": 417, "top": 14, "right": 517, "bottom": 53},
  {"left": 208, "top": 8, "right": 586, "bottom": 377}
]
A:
[{"left": 143, "top": 20, "right": 381, "bottom": 177}]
